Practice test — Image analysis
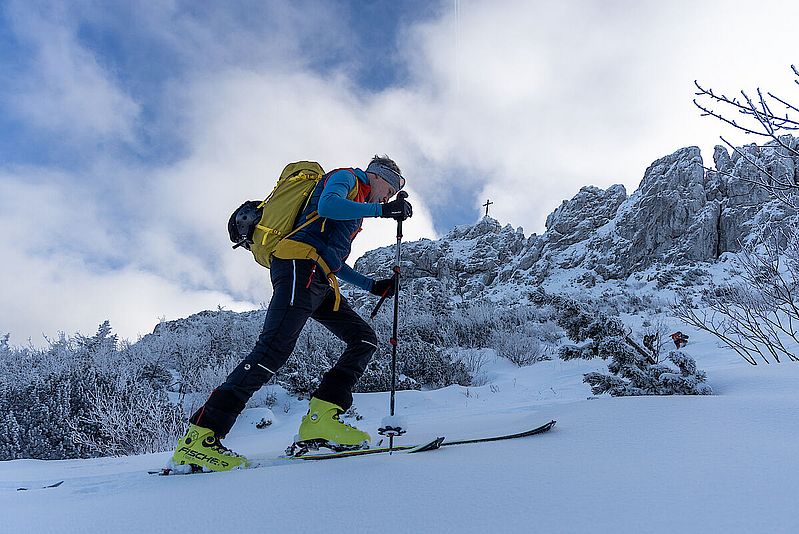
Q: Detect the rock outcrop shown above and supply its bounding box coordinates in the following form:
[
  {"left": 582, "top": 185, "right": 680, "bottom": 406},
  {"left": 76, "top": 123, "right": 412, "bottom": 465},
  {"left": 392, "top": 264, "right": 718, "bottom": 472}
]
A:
[{"left": 354, "top": 137, "right": 799, "bottom": 303}]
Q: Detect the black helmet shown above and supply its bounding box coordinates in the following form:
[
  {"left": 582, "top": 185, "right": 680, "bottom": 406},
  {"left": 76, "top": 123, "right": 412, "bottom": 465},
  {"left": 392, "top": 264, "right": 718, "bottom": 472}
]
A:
[{"left": 228, "top": 201, "right": 263, "bottom": 250}]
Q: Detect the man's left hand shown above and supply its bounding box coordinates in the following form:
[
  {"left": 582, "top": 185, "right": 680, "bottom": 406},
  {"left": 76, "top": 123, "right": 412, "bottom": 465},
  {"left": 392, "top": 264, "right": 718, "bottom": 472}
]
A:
[{"left": 370, "top": 278, "right": 396, "bottom": 298}]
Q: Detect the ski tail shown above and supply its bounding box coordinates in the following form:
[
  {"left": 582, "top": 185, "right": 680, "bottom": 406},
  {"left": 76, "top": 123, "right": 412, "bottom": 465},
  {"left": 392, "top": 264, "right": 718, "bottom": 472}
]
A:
[
  {"left": 16, "top": 480, "right": 64, "bottom": 491},
  {"left": 441, "top": 420, "right": 556, "bottom": 447}
]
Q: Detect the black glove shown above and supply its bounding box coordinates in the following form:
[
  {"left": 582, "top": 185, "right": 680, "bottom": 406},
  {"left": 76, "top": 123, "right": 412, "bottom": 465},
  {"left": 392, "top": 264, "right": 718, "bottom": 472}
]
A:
[
  {"left": 380, "top": 197, "right": 413, "bottom": 220},
  {"left": 370, "top": 278, "right": 396, "bottom": 298}
]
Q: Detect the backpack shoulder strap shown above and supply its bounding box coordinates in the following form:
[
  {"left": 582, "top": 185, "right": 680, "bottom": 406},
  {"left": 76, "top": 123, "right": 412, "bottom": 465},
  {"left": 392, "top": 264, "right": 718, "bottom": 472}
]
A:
[{"left": 323, "top": 168, "right": 360, "bottom": 200}]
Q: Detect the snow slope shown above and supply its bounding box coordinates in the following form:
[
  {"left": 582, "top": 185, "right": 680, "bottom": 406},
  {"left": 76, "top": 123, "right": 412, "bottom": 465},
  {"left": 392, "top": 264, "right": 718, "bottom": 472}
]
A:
[{"left": 2, "top": 327, "right": 798, "bottom": 534}]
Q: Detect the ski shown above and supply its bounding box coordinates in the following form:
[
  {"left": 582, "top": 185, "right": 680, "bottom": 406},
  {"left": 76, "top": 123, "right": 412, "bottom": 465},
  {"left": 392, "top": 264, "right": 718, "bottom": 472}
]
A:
[
  {"left": 292, "top": 420, "right": 556, "bottom": 459},
  {"left": 440, "top": 419, "right": 556, "bottom": 447},
  {"left": 17, "top": 480, "right": 64, "bottom": 491},
  {"left": 151, "top": 420, "right": 556, "bottom": 473},
  {"left": 152, "top": 437, "right": 445, "bottom": 474},
  {"left": 290, "top": 436, "right": 445, "bottom": 460},
  {"left": 152, "top": 465, "right": 237, "bottom": 476}
]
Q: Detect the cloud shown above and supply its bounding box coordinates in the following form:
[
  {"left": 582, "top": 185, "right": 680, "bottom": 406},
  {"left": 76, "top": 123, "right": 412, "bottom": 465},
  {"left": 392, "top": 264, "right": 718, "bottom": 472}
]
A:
[
  {"left": 0, "top": 172, "right": 255, "bottom": 345},
  {"left": 141, "top": 68, "right": 438, "bottom": 300},
  {"left": 394, "top": 0, "right": 799, "bottom": 231},
  {"left": 0, "top": 62, "right": 440, "bottom": 343},
  {"left": 3, "top": 0, "right": 799, "bottom": 344},
  {"left": 3, "top": 1, "right": 140, "bottom": 144}
]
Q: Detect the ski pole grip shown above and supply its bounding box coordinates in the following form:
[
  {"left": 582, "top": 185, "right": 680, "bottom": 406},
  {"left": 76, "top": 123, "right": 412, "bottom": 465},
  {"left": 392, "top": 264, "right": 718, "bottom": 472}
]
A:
[{"left": 393, "top": 191, "right": 409, "bottom": 222}]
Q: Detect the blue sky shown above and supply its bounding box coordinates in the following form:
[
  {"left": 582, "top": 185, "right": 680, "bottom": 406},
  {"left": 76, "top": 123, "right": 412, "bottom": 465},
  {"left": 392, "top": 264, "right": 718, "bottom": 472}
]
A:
[{"left": 2, "top": 0, "right": 799, "bottom": 343}]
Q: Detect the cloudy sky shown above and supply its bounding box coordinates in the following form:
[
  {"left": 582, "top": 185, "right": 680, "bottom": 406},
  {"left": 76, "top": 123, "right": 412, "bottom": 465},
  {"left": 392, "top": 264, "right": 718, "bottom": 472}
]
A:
[{"left": 1, "top": 0, "right": 798, "bottom": 344}]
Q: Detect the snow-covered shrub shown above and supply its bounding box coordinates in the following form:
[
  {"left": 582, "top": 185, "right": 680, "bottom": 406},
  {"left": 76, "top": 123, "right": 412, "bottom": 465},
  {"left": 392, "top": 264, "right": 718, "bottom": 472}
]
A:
[
  {"left": 69, "top": 377, "right": 184, "bottom": 456},
  {"left": 353, "top": 331, "right": 470, "bottom": 392},
  {"left": 355, "top": 350, "right": 419, "bottom": 393},
  {"left": 420, "top": 301, "right": 555, "bottom": 367},
  {"left": 491, "top": 328, "right": 550, "bottom": 366},
  {"left": 535, "top": 321, "right": 565, "bottom": 345},
  {"left": 456, "top": 349, "right": 492, "bottom": 386},
  {"left": 0, "top": 323, "right": 187, "bottom": 460},
  {"left": 139, "top": 310, "right": 259, "bottom": 396},
  {"left": 449, "top": 302, "right": 498, "bottom": 348},
  {"left": 135, "top": 302, "right": 476, "bottom": 400},
  {"left": 351, "top": 300, "right": 473, "bottom": 391},
  {"left": 636, "top": 319, "right": 672, "bottom": 364},
  {"left": 583, "top": 351, "right": 712, "bottom": 396},
  {"left": 532, "top": 289, "right": 712, "bottom": 397},
  {"left": 0, "top": 371, "right": 80, "bottom": 460},
  {"left": 0, "top": 362, "right": 184, "bottom": 460},
  {"left": 179, "top": 353, "right": 241, "bottom": 415},
  {"left": 675, "top": 225, "right": 799, "bottom": 365},
  {"left": 399, "top": 334, "right": 471, "bottom": 389},
  {"left": 278, "top": 349, "right": 333, "bottom": 399}
]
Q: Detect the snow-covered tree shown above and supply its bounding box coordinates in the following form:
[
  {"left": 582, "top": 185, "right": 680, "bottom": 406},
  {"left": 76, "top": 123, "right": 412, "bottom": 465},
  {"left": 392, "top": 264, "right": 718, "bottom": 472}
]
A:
[{"left": 531, "top": 289, "right": 712, "bottom": 396}]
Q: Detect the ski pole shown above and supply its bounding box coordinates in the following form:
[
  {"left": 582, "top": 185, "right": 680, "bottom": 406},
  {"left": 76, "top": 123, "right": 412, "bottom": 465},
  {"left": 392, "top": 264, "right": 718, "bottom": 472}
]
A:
[{"left": 377, "top": 191, "right": 408, "bottom": 453}]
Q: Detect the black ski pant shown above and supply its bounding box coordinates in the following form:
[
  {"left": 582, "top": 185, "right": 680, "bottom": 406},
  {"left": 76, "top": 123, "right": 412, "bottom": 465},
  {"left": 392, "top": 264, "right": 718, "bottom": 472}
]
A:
[{"left": 190, "top": 258, "right": 378, "bottom": 437}]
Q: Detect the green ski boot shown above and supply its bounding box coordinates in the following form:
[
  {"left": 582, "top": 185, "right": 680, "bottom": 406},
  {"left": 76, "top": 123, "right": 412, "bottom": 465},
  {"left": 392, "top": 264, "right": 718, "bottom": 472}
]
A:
[
  {"left": 295, "top": 397, "right": 371, "bottom": 453},
  {"left": 169, "top": 424, "right": 249, "bottom": 473}
]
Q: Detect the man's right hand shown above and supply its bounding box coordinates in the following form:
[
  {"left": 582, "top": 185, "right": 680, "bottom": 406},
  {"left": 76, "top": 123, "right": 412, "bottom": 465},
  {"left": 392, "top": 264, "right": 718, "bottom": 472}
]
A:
[{"left": 380, "top": 196, "right": 413, "bottom": 220}]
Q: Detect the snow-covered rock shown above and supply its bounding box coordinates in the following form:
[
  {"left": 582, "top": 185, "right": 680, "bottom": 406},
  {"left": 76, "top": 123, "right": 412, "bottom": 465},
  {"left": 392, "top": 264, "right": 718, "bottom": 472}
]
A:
[
  {"left": 544, "top": 184, "right": 627, "bottom": 250},
  {"left": 353, "top": 137, "right": 799, "bottom": 305}
]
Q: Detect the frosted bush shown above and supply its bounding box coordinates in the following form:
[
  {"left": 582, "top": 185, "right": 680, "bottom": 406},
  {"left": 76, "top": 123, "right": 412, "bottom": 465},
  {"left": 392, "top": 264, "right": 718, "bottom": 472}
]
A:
[
  {"left": 533, "top": 290, "right": 712, "bottom": 397},
  {"left": 69, "top": 378, "right": 185, "bottom": 456},
  {"left": 0, "top": 323, "right": 188, "bottom": 460},
  {"left": 492, "top": 330, "right": 549, "bottom": 366},
  {"left": 456, "top": 349, "right": 492, "bottom": 386}
]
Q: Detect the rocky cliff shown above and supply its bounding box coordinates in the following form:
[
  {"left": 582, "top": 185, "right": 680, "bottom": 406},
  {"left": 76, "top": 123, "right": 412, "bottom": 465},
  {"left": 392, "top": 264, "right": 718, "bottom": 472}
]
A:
[{"left": 354, "top": 137, "right": 799, "bottom": 303}]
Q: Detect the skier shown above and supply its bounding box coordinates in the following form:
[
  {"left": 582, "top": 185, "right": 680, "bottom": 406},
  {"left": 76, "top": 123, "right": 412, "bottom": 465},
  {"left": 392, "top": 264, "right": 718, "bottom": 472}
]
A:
[{"left": 170, "top": 156, "right": 413, "bottom": 472}]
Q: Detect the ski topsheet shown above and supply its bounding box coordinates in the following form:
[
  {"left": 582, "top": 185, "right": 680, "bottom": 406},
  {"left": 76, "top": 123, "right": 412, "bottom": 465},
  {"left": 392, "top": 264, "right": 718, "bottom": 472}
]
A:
[
  {"left": 289, "top": 419, "right": 555, "bottom": 460},
  {"left": 441, "top": 419, "right": 556, "bottom": 447},
  {"left": 291, "top": 436, "right": 445, "bottom": 460}
]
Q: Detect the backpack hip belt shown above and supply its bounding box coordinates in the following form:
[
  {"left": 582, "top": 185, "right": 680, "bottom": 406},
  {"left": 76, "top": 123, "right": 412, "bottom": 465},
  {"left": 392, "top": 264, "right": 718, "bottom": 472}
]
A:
[{"left": 273, "top": 239, "right": 342, "bottom": 312}]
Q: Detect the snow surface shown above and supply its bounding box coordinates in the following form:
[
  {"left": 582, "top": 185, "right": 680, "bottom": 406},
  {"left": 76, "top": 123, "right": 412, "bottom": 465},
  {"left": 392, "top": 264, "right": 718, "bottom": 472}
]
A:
[{"left": 2, "top": 326, "right": 798, "bottom": 534}]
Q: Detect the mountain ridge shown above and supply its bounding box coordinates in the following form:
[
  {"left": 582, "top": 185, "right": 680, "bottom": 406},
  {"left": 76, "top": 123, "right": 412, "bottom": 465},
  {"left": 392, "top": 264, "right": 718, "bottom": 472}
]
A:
[{"left": 353, "top": 138, "right": 798, "bottom": 304}]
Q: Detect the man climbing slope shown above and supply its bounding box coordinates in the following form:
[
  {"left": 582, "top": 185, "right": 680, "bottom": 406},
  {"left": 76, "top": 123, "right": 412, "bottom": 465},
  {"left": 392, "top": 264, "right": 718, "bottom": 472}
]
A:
[{"left": 170, "top": 155, "right": 413, "bottom": 472}]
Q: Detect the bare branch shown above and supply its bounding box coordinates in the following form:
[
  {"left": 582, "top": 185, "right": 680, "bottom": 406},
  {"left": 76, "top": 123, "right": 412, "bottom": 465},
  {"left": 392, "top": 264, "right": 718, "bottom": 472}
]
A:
[
  {"left": 694, "top": 97, "right": 768, "bottom": 137},
  {"left": 674, "top": 300, "right": 758, "bottom": 365},
  {"left": 690, "top": 66, "right": 799, "bottom": 364},
  {"left": 694, "top": 69, "right": 799, "bottom": 146}
]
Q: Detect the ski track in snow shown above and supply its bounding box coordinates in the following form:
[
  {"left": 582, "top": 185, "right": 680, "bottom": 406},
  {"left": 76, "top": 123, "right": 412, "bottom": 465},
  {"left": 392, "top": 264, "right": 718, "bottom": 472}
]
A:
[{"left": 2, "top": 328, "right": 798, "bottom": 534}]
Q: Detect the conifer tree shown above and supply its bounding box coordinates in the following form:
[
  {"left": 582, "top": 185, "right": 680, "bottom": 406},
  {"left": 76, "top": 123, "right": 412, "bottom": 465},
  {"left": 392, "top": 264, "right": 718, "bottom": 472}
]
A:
[{"left": 531, "top": 289, "right": 712, "bottom": 396}]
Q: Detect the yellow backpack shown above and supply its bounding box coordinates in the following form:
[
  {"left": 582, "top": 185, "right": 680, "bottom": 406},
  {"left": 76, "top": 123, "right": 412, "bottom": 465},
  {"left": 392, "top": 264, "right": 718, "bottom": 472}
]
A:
[{"left": 249, "top": 161, "right": 325, "bottom": 268}]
